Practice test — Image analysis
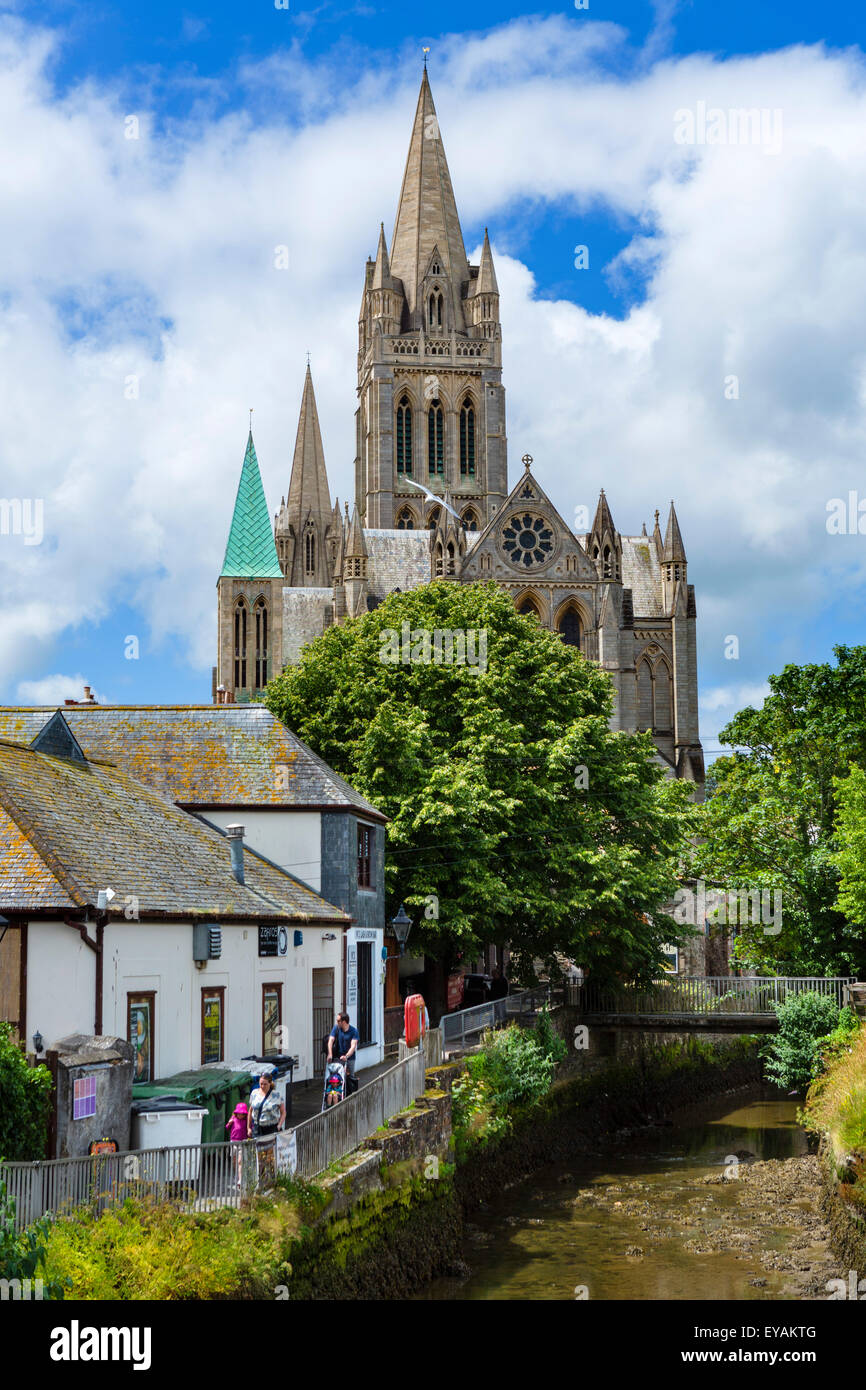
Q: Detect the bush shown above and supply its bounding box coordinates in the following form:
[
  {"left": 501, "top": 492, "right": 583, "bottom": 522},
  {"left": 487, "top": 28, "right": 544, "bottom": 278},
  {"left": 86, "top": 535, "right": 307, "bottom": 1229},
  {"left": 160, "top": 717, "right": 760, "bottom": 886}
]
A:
[
  {"left": 469, "top": 1023, "right": 558, "bottom": 1111},
  {"left": 533, "top": 1006, "right": 568, "bottom": 1067},
  {"left": 0, "top": 1022, "right": 52, "bottom": 1160},
  {"left": 760, "top": 991, "right": 842, "bottom": 1091},
  {"left": 0, "top": 1169, "right": 67, "bottom": 1299}
]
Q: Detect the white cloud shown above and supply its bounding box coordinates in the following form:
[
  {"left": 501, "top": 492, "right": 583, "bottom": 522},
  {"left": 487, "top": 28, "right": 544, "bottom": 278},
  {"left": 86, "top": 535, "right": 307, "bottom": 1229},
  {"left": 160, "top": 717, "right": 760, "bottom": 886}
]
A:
[
  {"left": 0, "top": 15, "right": 863, "bottom": 754},
  {"left": 16, "top": 673, "right": 103, "bottom": 705}
]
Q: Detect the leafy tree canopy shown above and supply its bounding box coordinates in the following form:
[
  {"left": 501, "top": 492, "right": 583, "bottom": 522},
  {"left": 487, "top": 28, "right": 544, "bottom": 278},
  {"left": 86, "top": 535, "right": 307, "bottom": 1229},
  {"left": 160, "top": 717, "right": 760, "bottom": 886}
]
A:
[
  {"left": 266, "top": 581, "right": 694, "bottom": 982},
  {"left": 689, "top": 645, "right": 866, "bottom": 975},
  {"left": 0, "top": 1022, "right": 52, "bottom": 1161}
]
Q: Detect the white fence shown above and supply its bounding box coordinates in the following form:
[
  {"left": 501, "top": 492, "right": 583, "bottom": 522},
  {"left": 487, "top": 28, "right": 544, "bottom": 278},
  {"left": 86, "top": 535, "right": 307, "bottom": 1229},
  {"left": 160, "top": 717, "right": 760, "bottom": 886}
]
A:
[
  {"left": 1, "top": 1050, "right": 428, "bottom": 1234},
  {"left": 439, "top": 986, "right": 551, "bottom": 1051}
]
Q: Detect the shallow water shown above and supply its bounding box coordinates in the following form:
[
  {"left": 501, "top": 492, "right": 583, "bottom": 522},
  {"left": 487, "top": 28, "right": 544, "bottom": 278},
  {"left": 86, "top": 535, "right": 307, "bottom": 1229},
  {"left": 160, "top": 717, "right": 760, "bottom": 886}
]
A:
[{"left": 421, "top": 1087, "right": 818, "bottom": 1300}]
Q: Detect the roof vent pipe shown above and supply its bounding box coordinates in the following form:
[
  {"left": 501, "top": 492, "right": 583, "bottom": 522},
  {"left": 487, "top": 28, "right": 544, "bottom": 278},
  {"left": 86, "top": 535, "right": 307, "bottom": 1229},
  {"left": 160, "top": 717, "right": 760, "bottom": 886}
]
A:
[{"left": 226, "top": 823, "right": 245, "bottom": 884}]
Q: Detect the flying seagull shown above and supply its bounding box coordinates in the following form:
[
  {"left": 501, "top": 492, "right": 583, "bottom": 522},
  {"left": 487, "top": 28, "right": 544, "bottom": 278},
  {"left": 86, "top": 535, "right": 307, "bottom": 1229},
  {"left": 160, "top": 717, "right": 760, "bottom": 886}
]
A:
[{"left": 401, "top": 477, "right": 462, "bottom": 522}]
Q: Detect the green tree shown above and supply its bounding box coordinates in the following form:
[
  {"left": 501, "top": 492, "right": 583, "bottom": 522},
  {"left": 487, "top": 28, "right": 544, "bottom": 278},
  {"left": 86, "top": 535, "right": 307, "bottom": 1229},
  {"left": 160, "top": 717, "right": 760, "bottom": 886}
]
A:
[
  {"left": 761, "top": 991, "right": 842, "bottom": 1091},
  {"left": 0, "top": 1023, "right": 52, "bottom": 1160},
  {"left": 266, "top": 581, "right": 694, "bottom": 998},
  {"left": 831, "top": 764, "right": 866, "bottom": 940},
  {"left": 689, "top": 645, "right": 866, "bottom": 975}
]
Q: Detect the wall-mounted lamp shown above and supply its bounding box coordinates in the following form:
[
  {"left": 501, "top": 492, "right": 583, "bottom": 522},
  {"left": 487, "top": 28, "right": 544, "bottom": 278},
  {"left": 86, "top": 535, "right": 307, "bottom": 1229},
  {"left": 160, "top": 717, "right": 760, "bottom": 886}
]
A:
[
  {"left": 321, "top": 932, "right": 337, "bottom": 941},
  {"left": 32, "top": 1030, "right": 44, "bottom": 1055},
  {"left": 390, "top": 904, "right": 413, "bottom": 956}
]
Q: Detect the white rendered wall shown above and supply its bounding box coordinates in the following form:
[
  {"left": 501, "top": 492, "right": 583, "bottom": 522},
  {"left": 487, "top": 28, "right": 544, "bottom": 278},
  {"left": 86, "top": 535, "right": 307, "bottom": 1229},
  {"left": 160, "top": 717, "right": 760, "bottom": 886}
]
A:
[
  {"left": 27, "top": 920, "right": 97, "bottom": 1047},
  {"left": 201, "top": 809, "right": 322, "bottom": 894},
  {"left": 26, "top": 917, "right": 343, "bottom": 1083}
]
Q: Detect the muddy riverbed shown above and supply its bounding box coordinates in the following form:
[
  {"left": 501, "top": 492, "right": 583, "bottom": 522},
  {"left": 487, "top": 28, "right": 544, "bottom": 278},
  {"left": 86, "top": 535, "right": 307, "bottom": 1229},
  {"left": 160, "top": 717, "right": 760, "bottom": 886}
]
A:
[{"left": 423, "top": 1086, "right": 840, "bottom": 1300}]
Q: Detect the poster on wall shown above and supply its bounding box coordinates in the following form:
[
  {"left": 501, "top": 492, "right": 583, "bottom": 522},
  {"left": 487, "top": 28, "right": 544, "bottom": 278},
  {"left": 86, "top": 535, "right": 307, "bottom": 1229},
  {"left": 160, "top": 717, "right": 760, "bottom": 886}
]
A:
[
  {"left": 128, "top": 997, "right": 153, "bottom": 1082},
  {"left": 202, "top": 990, "right": 223, "bottom": 1063}
]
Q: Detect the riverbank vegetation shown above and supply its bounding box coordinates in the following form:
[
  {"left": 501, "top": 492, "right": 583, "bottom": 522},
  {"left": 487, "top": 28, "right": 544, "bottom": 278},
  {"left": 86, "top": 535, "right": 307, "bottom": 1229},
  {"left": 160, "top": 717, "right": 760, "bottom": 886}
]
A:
[
  {"left": 760, "top": 991, "right": 852, "bottom": 1091},
  {"left": 803, "top": 1013, "right": 865, "bottom": 1210},
  {"left": 451, "top": 1010, "right": 566, "bottom": 1155}
]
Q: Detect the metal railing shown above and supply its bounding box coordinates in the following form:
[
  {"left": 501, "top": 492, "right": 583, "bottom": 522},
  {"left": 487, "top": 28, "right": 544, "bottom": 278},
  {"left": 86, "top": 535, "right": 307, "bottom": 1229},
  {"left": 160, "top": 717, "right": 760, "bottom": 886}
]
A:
[
  {"left": 2, "top": 1050, "right": 428, "bottom": 1232},
  {"left": 288, "top": 1047, "right": 426, "bottom": 1180},
  {"left": 439, "top": 986, "right": 552, "bottom": 1050},
  {"left": 570, "top": 976, "right": 857, "bottom": 1017},
  {"left": 1, "top": 1139, "right": 265, "bottom": 1233}
]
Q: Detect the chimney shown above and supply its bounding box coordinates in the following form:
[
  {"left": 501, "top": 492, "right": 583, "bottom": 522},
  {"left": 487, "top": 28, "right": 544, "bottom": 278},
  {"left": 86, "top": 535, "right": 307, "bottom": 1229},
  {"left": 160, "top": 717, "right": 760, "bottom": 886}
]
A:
[
  {"left": 226, "top": 824, "right": 245, "bottom": 884},
  {"left": 83, "top": 685, "right": 96, "bottom": 704}
]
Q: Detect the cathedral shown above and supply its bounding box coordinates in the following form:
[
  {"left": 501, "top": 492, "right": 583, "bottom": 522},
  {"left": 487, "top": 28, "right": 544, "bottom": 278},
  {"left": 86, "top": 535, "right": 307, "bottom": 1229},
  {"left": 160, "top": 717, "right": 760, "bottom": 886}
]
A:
[{"left": 215, "top": 70, "right": 704, "bottom": 791}]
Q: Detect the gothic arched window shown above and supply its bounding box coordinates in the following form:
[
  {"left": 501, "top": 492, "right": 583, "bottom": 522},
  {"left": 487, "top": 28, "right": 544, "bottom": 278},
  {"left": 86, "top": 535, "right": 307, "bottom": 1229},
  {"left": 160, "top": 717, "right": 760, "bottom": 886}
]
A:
[
  {"left": 654, "top": 660, "right": 673, "bottom": 731},
  {"left": 254, "top": 597, "right": 269, "bottom": 689},
  {"left": 462, "top": 507, "right": 479, "bottom": 531},
  {"left": 459, "top": 398, "right": 475, "bottom": 477},
  {"left": 558, "top": 607, "right": 581, "bottom": 649},
  {"left": 304, "top": 529, "right": 316, "bottom": 576},
  {"left": 428, "top": 291, "right": 443, "bottom": 330},
  {"left": 427, "top": 400, "right": 444, "bottom": 476},
  {"left": 518, "top": 597, "right": 539, "bottom": 619},
  {"left": 396, "top": 395, "right": 413, "bottom": 475},
  {"left": 234, "top": 599, "right": 248, "bottom": 691},
  {"left": 637, "top": 661, "right": 654, "bottom": 731},
  {"left": 434, "top": 542, "right": 444, "bottom": 577},
  {"left": 396, "top": 506, "right": 415, "bottom": 530}
]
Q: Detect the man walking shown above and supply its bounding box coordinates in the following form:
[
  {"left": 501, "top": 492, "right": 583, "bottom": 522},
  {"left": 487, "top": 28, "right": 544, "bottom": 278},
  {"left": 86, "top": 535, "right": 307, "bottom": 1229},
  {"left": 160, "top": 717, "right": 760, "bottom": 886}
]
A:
[{"left": 328, "top": 1013, "right": 360, "bottom": 1093}]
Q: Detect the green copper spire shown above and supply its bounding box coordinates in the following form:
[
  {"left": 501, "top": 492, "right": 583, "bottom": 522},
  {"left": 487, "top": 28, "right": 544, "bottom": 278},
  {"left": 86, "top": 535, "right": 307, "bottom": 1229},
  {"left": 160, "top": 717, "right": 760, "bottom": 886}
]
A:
[{"left": 221, "top": 431, "right": 283, "bottom": 578}]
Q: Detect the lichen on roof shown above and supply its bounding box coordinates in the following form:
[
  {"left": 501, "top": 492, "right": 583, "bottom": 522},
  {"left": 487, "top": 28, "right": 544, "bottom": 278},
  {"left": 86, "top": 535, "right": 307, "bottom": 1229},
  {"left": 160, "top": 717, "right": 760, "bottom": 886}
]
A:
[{"left": 0, "top": 736, "right": 348, "bottom": 922}]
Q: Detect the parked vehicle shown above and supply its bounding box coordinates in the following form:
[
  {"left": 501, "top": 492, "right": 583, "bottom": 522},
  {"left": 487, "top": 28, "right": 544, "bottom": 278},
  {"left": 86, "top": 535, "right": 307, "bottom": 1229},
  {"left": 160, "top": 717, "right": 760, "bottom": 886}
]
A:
[{"left": 462, "top": 973, "right": 493, "bottom": 1008}]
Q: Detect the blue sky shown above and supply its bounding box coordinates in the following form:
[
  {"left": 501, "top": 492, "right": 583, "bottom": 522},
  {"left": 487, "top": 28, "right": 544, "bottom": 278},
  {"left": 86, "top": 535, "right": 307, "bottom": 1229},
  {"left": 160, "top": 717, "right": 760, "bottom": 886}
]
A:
[{"left": 1, "top": 1, "right": 866, "bottom": 755}]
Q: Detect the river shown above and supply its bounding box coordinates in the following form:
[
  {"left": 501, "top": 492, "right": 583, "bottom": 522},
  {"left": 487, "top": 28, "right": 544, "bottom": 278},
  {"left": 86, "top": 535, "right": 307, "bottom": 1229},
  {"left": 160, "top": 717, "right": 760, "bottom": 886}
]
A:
[{"left": 422, "top": 1084, "right": 837, "bottom": 1300}]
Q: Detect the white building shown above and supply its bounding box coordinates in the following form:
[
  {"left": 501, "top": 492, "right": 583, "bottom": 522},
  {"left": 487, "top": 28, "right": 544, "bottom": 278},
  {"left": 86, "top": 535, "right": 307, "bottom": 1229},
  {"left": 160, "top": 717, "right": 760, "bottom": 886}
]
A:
[{"left": 0, "top": 706, "right": 387, "bottom": 1080}]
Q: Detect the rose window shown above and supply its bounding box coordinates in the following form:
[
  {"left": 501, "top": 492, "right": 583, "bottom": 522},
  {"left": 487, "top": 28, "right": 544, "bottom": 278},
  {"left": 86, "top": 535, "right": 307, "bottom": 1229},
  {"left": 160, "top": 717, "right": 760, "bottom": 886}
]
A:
[{"left": 501, "top": 512, "right": 554, "bottom": 568}]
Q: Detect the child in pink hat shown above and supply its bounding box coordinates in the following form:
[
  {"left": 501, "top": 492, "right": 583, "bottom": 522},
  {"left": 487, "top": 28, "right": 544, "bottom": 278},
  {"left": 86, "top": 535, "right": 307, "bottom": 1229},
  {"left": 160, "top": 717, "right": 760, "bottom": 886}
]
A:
[{"left": 227, "top": 1101, "right": 249, "bottom": 1187}]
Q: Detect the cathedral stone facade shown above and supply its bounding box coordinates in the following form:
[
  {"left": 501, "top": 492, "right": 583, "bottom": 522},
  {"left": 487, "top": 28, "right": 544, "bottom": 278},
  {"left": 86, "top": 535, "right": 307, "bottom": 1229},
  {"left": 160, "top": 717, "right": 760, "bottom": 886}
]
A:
[{"left": 215, "top": 71, "right": 704, "bottom": 791}]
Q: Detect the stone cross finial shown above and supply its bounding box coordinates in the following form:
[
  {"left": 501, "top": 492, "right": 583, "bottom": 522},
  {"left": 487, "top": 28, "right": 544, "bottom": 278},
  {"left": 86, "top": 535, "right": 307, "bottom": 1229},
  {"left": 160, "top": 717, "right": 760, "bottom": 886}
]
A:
[{"left": 522, "top": 453, "right": 533, "bottom": 471}]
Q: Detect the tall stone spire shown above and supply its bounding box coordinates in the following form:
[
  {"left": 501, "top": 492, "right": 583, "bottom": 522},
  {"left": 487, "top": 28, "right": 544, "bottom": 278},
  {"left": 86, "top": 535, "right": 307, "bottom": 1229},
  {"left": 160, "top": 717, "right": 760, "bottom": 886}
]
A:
[
  {"left": 470, "top": 228, "right": 499, "bottom": 296},
  {"left": 221, "top": 432, "right": 283, "bottom": 578},
  {"left": 663, "top": 500, "right": 687, "bottom": 564},
  {"left": 284, "top": 364, "right": 334, "bottom": 587},
  {"left": 389, "top": 70, "right": 470, "bottom": 327},
  {"left": 371, "top": 223, "right": 394, "bottom": 291},
  {"left": 587, "top": 489, "right": 621, "bottom": 582}
]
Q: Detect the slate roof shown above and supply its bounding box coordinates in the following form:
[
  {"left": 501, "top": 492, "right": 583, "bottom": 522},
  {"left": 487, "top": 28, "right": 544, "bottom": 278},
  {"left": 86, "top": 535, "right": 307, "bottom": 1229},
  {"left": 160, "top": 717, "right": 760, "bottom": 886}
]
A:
[
  {"left": 621, "top": 536, "right": 665, "bottom": 619},
  {"left": 0, "top": 737, "right": 349, "bottom": 921},
  {"left": 221, "top": 432, "right": 283, "bottom": 578},
  {"left": 0, "top": 705, "right": 385, "bottom": 820},
  {"left": 364, "top": 528, "right": 431, "bottom": 598}
]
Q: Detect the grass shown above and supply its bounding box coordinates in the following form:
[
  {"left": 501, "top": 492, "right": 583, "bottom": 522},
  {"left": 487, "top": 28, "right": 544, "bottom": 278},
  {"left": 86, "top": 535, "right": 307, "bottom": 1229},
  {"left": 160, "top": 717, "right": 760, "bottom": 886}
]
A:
[{"left": 804, "top": 1024, "right": 866, "bottom": 1157}]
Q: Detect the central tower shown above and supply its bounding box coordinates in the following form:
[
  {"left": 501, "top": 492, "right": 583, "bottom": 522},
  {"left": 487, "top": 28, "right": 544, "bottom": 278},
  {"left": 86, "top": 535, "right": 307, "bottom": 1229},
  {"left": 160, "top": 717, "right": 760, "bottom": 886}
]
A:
[{"left": 355, "top": 71, "right": 508, "bottom": 531}]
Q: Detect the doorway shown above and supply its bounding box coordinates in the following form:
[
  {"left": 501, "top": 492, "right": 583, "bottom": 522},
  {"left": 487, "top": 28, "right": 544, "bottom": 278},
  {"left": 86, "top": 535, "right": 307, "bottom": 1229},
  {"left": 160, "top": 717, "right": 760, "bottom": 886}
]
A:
[
  {"left": 357, "top": 941, "right": 373, "bottom": 1045},
  {"left": 312, "top": 967, "right": 334, "bottom": 1076}
]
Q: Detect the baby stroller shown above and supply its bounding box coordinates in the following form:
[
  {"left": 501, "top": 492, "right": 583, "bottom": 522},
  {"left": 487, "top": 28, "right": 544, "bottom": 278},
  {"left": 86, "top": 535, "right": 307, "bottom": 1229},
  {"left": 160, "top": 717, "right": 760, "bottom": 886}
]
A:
[{"left": 322, "top": 1059, "right": 347, "bottom": 1111}]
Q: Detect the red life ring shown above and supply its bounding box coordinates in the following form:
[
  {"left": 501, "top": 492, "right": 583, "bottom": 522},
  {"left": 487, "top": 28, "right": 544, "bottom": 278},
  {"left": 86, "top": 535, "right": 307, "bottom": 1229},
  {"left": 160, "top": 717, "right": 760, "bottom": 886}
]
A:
[{"left": 404, "top": 993, "right": 427, "bottom": 1047}]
